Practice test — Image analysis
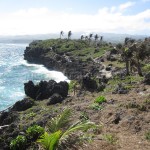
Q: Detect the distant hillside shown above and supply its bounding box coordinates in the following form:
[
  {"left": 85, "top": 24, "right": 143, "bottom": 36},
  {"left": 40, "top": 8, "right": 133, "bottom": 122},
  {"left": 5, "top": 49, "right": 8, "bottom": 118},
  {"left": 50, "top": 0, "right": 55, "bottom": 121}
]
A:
[{"left": 0, "top": 32, "right": 147, "bottom": 44}]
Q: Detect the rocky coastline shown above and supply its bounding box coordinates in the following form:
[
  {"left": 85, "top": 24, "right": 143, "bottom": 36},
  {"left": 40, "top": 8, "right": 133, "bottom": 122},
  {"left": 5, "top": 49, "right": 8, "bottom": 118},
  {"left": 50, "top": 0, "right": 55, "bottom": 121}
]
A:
[{"left": 0, "top": 38, "right": 150, "bottom": 150}]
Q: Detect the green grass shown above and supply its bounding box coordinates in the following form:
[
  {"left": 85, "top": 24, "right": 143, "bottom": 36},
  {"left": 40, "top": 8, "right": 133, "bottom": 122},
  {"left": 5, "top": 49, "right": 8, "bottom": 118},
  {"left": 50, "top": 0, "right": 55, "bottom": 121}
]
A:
[
  {"left": 103, "top": 134, "right": 118, "bottom": 144},
  {"left": 145, "top": 130, "right": 150, "bottom": 141},
  {"left": 94, "top": 96, "right": 106, "bottom": 104},
  {"left": 29, "top": 39, "right": 112, "bottom": 61}
]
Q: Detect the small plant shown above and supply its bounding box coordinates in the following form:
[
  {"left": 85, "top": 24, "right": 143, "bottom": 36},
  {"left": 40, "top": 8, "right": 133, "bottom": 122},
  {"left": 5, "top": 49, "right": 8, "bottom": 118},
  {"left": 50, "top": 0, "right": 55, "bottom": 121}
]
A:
[
  {"left": 38, "top": 109, "right": 99, "bottom": 150},
  {"left": 26, "top": 125, "right": 44, "bottom": 140},
  {"left": 80, "top": 111, "right": 89, "bottom": 122},
  {"left": 69, "top": 80, "right": 77, "bottom": 92},
  {"left": 10, "top": 135, "right": 27, "bottom": 150},
  {"left": 95, "top": 96, "right": 106, "bottom": 104},
  {"left": 48, "top": 109, "right": 72, "bottom": 133},
  {"left": 90, "top": 103, "right": 103, "bottom": 110},
  {"left": 26, "top": 112, "right": 36, "bottom": 119},
  {"left": 144, "top": 99, "right": 150, "bottom": 104},
  {"left": 103, "top": 134, "right": 118, "bottom": 144},
  {"left": 143, "top": 64, "right": 150, "bottom": 72},
  {"left": 145, "top": 130, "right": 150, "bottom": 140}
]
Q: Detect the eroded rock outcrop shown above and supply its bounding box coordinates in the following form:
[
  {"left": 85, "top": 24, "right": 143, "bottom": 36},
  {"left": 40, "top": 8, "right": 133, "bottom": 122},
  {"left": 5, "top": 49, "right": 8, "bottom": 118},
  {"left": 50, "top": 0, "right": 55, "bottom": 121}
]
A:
[{"left": 24, "top": 80, "right": 69, "bottom": 100}]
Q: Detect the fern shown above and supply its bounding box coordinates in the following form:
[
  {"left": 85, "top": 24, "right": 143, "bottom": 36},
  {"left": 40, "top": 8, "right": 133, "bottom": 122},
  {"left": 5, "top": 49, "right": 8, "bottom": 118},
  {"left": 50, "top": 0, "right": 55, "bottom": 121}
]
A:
[{"left": 48, "top": 109, "right": 71, "bottom": 133}]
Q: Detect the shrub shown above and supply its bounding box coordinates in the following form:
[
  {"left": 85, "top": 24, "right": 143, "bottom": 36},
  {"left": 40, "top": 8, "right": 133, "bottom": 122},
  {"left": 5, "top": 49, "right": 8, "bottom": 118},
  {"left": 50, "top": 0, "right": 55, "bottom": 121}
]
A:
[
  {"left": 10, "top": 135, "right": 27, "bottom": 150},
  {"left": 80, "top": 112, "right": 89, "bottom": 122},
  {"left": 145, "top": 130, "right": 150, "bottom": 140},
  {"left": 26, "top": 125, "right": 44, "bottom": 140},
  {"left": 69, "top": 80, "right": 77, "bottom": 92},
  {"left": 143, "top": 64, "right": 150, "bottom": 72},
  {"left": 103, "top": 134, "right": 118, "bottom": 144},
  {"left": 95, "top": 96, "right": 106, "bottom": 104},
  {"left": 90, "top": 103, "right": 103, "bottom": 110}
]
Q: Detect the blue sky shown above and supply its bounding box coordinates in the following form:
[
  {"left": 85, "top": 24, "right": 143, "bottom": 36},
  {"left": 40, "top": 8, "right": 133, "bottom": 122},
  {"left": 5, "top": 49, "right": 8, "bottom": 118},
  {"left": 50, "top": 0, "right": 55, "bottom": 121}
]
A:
[{"left": 0, "top": 0, "right": 150, "bottom": 35}]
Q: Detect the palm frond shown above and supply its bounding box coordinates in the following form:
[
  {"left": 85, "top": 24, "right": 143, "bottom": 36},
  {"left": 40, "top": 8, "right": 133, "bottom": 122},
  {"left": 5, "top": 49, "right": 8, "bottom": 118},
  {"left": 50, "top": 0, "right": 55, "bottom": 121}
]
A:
[
  {"left": 62, "top": 121, "right": 97, "bottom": 139},
  {"left": 48, "top": 109, "right": 72, "bottom": 133},
  {"left": 37, "top": 131, "right": 62, "bottom": 150}
]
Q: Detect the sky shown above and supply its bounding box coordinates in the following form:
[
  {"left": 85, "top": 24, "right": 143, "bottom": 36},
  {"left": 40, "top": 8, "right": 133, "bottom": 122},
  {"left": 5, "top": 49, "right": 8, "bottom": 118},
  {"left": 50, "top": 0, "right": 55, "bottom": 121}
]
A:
[{"left": 0, "top": 0, "right": 150, "bottom": 36}]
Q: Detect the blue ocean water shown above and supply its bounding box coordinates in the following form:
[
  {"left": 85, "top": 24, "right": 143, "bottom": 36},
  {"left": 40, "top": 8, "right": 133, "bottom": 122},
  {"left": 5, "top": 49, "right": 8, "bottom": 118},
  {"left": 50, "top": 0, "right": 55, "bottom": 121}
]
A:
[{"left": 0, "top": 43, "right": 68, "bottom": 111}]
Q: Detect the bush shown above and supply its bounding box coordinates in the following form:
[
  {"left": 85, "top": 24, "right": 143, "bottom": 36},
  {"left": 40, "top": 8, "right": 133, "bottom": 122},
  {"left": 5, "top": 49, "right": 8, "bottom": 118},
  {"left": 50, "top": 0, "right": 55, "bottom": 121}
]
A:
[
  {"left": 26, "top": 125, "right": 44, "bottom": 140},
  {"left": 95, "top": 96, "right": 106, "bottom": 104},
  {"left": 69, "top": 80, "right": 77, "bottom": 92},
  {"left": 90, "top": 103, "right": 103, "bottom": 110},
  {"left": 143, "top": 64, "right": 150, "bottom": 72},
  {"left": 10, "top": 135, "right": 27, "bottom": 150},
  {"left": 145, "top": 130, "right": 150, "bottom": 140}
]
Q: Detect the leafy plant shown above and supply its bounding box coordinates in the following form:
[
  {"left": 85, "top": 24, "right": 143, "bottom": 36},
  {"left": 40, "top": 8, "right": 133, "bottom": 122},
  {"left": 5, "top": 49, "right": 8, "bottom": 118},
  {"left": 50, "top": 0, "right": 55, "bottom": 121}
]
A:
[
  {"left": 69, "top": 80, "right": 77, "bottom": 92},
  {"left": 10, "top": 135, "right": 27, "bottom": 150},
  {"left": 95, "top": 96, "right": 106, "bottom": 104},
  {"left": 80, "top": 111, "right": 89, "bottom": 122},
  {"left": 103, "top": 134, "right": 118, "bottom": 144},
  {"left": 143, "top": 64, "right": 150, "bottom": 72},
  {"left": 38, "top": 109, "right": 99, "bottom": 150},
  {"left": 26, "top": 125, "right": 44, "bottom": 140},
  {"left": 90, "top": 103, "right": 103, "bottom": 110},
  {"left": 48, "top": 109, "right": 72, "bottom": 133},
  {"left": 38, "top": 121, "right": 97, "bottom": 150},
  {"left": 145, "top": 130, "right": 150, "bottom": 141},
  {"left": 37, "top": 131, "right": 62, "bottom": 150},
  {"left": 26, "top": 112, "right": 36, "bottom": 119}
]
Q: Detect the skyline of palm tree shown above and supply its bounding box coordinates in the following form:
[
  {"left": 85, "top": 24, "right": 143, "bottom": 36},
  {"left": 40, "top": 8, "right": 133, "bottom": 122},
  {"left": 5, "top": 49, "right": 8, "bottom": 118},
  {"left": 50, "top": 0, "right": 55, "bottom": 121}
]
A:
[
  {"left": 68, "top": 31, "right": 72, "bottom": 39},
  {"left": 60, "top": 31, "right": 64, "bottom": 39}
]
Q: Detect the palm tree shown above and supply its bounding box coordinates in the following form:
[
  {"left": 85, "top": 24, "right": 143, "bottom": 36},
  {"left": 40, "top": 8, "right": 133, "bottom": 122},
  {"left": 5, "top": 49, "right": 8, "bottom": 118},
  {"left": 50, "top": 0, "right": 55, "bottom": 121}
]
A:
[
  {"left": 94, "top": 34, "right": 99, "bottom": 46},
  {"left": 80, "top": 35, "right": 84, "bottom": 40},
  {"left": 89, "top": 33, "right": 93, "bottom": 40},
  {"left": 68, "top": 31, "right": 72, "bottom": 40},
  {"left": 94, "top": 34, "right": 99, "bottom": 41},
  {"left": 37, "top": 109, "right": 99, "bottom": 150},
  {"left": 89, "top": 33, "right": 93, "bottom": 45},
  {"left": 60, "top": 31, "right": 64, "bottom": 39},
  {"left": 100, "top": 36, "right": 103, "bottom": 43}
]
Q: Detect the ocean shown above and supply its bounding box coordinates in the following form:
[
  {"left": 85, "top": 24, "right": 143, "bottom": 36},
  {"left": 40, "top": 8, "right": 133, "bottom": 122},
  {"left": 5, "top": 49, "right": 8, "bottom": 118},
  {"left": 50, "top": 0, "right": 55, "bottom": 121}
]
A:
[{"left": 0, "top": 43, "right": 68, "bottom": 111}]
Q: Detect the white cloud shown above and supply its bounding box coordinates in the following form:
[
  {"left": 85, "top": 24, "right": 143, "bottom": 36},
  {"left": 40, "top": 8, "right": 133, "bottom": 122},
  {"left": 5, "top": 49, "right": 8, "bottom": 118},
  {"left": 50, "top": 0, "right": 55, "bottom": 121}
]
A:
[
  {"left": 119, "top": 1, "right": 136, "bottom": 11},
  {"left": 0, "top": 3, "right": 150, "bottom": 36}
]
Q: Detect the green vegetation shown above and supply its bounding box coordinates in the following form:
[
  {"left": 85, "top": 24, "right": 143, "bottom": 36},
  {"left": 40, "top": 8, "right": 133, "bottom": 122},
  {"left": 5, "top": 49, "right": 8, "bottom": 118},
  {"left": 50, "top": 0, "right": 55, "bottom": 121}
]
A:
[
  {"left": 104, "top": 75, "right": 144, "bottom": 93},
  {"left": 29, "top": 39, "right": 112, "bottom": 61},
  {"left": 26, "top": 125, "right": 44, "bottom": 140},
  {"left": 90, "top": 103, "right": 103, "bottom": 110},
  {"left": 145, "top": 130, "right": 150, "bottom": 141},
  {"left": 103, "top": 134, "right": 118, "bottom": 144},
  {"left": 144, "top": 98, "right": 150, "bottom": 104},
  {"left": 48, "top": 109, "right": 72, "bottom": 133},
  {"left": 80, "top": 111, "right": 89, "bottom": 122},
  {"left": 94, "top": 96, "right": 106, "bottom": 104},
  {"left": 10, "top": 135, "right": 27, "bottom": 150},
  {"left": 143, "top": 64, "right": 150, "bottom": 72},
  {"left": 69, "top": 80, "right": 78, "bottom": 92},
  {"left": 37, "top": 109, "right": 99, "bottom": 150}
]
